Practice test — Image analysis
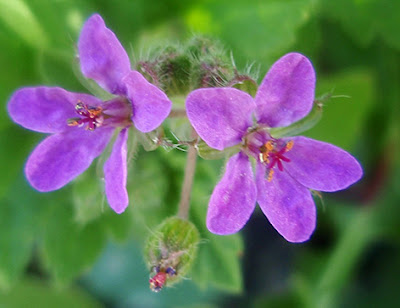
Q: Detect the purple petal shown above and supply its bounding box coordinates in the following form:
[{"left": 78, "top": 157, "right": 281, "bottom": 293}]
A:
[
  {"left": 284, "top": 136, "right": 363, "bottom": 192},
  {"left": 186, "top": 88, "right": 256, "bottom": 151},
  {"left": 104, "top": 128, "right": 129, "bottom": 214},
  {"left": 78, "top": 14, "right": 131, "bottom": 94},
  {"left": 255, "top": 53, "right": 315, "bottom": 127},
  {"left": 207, "top": 152, "right": 257, "bottom": 235},
  {"left": 7, "top": 87, "right": 102, "bottom": 133},
  {"left": 25, "top": 127, "right": 114, "bottom": 191},
  {"left": 121, "top": 71, "right": 172, "bottom": 133},
  {"left": 256, "top": 163, "right": 316, "bottom": 243}
]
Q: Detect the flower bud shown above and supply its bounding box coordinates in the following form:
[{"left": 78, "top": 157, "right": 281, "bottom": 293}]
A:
[
  {"left": 159, "top": 52, "right": 192, "bottom": 96},
  {"left": 144, "top": 217, "right": 200, "bottom": 292},
  {"left": 186, "top": 36, "right": 234, "bottom": 89},
  {"left": 136, "top": 36, "right": 242, "bottom": 96}
]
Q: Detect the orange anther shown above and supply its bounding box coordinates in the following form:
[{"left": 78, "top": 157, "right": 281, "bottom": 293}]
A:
[
  {"left": 265, "top": 140, "right": 274, "bottom": 152},
  {"left": 285, "top": 140, "right": 294, "bottom": 152},
  {"left": 88, "top": 106, "right": 103, "bottom": 118},
  {"left": 267, "top": 169, "right": 274, "bottom": 182},
  {"left": 67, "top": 118, "right": 80, "bottom": 126}
]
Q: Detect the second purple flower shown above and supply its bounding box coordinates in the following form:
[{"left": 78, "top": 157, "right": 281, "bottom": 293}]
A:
[{"left": 186, "top": 53, "right": 363, "bottom": 242}]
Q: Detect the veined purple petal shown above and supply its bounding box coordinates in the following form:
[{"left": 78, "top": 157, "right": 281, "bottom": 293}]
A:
[
  {"left": 25, "top": 127, "right": 114, "bottom": 192},
  {"left": 256, "top": 163, "right": 316, "bottom": 243},
  {"left": 122, "top": 71, "right": 171, "bottom": 133},
  {"left": 7, "top": 87, "right": 102, "bottom": 134},
  {"left": 78, "top": 14, "right": 131, "bottom": 94},
  {"left": 255, "top": 53, "right": 315, "bottom": 127},
  {"left": 104, "top": 128, "right": 129, "bottom": 214},
  {"left": 207, "top": 152, "right": 257, "bottom": 235},
  {"left": 284, "top": 136, "right": 363, "bottom": 192},
  {"left": 186, "top": 88, "right": 256, "bottom": 151}
]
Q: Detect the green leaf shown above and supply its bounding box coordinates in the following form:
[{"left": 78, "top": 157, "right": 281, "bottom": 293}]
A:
[
  {"left": 191, "top": 210, "right": 243, "bottom": 293},
  {"left": 72, "top": 161, "right": 132, "bottom": 241},
  {"left": 305, "top": 69, "right": 374, "bottom": 151},
  {"left": 190, "top": 160, "right": 243, "bottom": 293},
  {"left": 128, "top": 150, "right": 176, "bottom": 239},
  {"left": 0, "top": 174, "right": 56, "bottom": 289},
  {"left": 41, "top": 202, "right": 106, "bottom": 285},
  {"left": 24, "top": 0, "right": 93, "bottom": 50},
  {"left": 0, "top": 127, "right": 37, "bottom": 199},
  {"left": 100, "top": 208, "right": 132, "bottom": 242},
  {"left": 320, "top": 0, "right": 400, "bottom": 49},
  {"left": 0, "top": 29, "right": 37, "bottom": 131},
  {"left": 291, "top": 15, "right": 322, "bottom": 61},
  {"left": 72, "top": 168, "right": 105, "bottom": 225},
  {"left": 36, "top": 50, "right": 84, "bottom": 92},
  {"left": 185, "top": 0, "right": 317, "bottom": 66},
  {"left": 0, "top": 200, "right": 34, "bottom": 289},
  {"left": 0, "top": 277, "right": 103, "bottom": 308},
  {"left": 0, "top": 0, "right": 49, "bottom": 49},
  {"left": 71, "top": 55, "right": 114, "bottom": 100}
]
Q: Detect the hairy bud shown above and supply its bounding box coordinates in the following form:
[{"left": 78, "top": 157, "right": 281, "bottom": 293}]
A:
[{"left": 144, "top": 217, "right": 200, "bottom": 292}]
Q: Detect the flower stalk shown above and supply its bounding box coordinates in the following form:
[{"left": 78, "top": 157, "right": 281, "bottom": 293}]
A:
[{"left": 177, "top": 132, "right": 198, "bottom": 220}]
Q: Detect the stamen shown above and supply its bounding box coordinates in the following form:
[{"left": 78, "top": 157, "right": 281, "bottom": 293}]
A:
[
  {"left": 67, "top": 118, "right": 82, "bottom": 127},
  {"left": 285, "top": 140, "right": 294, "bottom": 152},
  {"left": 88, "top": 106, "right": 103, "bottom": 118},
  {"left": 267, "top": 169, "right": 274, "bottom": 182},
  {"left": 265, "top": 140, "right": 274, "bottom": 152},
  {"left": 75, "top": 101, "right": 85, "bottom": 111}
]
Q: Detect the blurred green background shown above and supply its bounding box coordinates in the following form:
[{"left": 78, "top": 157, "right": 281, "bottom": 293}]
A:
[{"left": 0, "top": 0, "right": 399, "bottom": 307}]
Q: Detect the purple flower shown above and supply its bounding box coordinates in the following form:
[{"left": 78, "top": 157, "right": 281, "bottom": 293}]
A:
[
  {"left": 186, "top": 53, "right": 362, "bottom": 242},
  {"left": 7, "top": 14, "right": 172, "bottom": 214}
]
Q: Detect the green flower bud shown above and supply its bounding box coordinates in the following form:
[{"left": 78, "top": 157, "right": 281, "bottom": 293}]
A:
[
  {"left": 159, "top": 53, "right": 192, "bottom": 96},
  {"left": 187, "top": 37, "right": 235, "bottom": 89},
  {"left": 144, "top": 217, "right": 200, "bottom": 292},
  {"left": 232, "top": 77, "right": 258, "bottom": 97}
]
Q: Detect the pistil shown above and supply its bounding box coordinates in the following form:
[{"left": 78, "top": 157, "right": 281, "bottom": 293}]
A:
[{"left": 259, "top": 140, "right": 294, "bottom": 181}]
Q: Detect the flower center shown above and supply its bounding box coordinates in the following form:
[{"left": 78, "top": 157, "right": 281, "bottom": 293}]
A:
[
  {"left": 259, "top": 140, "right": 294, "bottom": 181},
  {"left": 67, "top": 101, "right": 104, "bottom": 131}
]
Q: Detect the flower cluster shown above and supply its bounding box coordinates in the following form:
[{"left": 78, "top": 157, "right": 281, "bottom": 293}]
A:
[{"left": 7, "top": 14, "right": 362, "bottom": 243}]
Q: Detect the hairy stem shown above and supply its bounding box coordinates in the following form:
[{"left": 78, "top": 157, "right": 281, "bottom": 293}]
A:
[
  {"left": 177, "top": 142, "right": 197, "bottom": 219},
  {"left": 168, "top": 108, "right": 187, "bottom": 118}
]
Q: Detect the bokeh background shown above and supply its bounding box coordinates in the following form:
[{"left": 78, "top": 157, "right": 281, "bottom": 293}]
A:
[{"left": 1, "top": 0, "right": 399, "bottom": 307}]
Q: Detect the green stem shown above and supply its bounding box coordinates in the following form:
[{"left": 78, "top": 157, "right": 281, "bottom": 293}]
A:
[
  {"left": 177, "top": 143, "right": 197, "bottom": 220},
  {"left": 168, "top": 108, "right": 187, "bottom": 118}
]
